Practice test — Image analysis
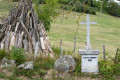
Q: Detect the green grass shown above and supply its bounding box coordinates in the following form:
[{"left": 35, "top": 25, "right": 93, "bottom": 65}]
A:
[
  {"left": 0, "top": 1, "right": 9, "bottom": 16},
  {"left": 0, "top": 0, "right": 120, "bottom": 58},
  {"left": 48, "top": 12, "right": 120, "bottom": 58},
  {"left": 0, "top": 1, "right": 17, "bottom": 17}
]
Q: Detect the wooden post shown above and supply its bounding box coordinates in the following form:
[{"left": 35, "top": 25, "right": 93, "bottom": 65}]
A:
[
  {"left": 114, "top": 48, "right": 119, "bottom": 63},
  {"left": 73, "top": 37, "right": 76, "bottom": 57},
  {"left": 40, "top": 37, "right": 45, "bottom": 49},
  {"left": 103, "top": 45, "right": 106, "bottom": 60},
  {"left": 34, "top": 42, "right": 39, "bottom": 59},
  {"left": 60, "top": 39, "right": 63, "bottom": 56}
]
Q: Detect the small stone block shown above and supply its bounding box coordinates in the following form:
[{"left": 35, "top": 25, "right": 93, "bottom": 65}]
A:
[{"left": 79, "top": 49, "right": 100, "bottom": 73}]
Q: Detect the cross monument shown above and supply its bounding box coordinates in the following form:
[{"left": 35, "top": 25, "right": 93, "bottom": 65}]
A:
[
  {"left": 80, "top": 14, "right": 97, "bottom": 49},
  {"left": 79, "top": 14, "right": 100, "bottom": 73}
]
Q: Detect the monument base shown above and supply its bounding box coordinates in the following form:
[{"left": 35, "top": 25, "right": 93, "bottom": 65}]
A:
[{"left": 79, "top": 49, "right": 99, "bottom": 73}]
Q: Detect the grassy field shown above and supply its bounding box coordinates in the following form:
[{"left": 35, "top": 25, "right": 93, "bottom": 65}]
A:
[
  {"left": 0, "top": 1, "right": 11, "bottom": 17},
  {"left": 0, "top": 0, "right": 120, "bottom": 58},
  {"left": 48, "top": 12, "right": 120, "bottom": 58}
]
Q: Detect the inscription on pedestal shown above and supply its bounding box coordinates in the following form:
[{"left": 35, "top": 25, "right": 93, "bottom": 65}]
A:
[{"left": 81, "top": 54, "right": 99, "bottom": 73}]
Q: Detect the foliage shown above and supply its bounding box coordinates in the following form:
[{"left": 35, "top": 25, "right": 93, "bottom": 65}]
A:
[
  {"left": 0, "top": 49, "right": 9, "bottom": 60},
  {"left": 60, "top": 0, "right": 96, "bottom": 15},
  {"left": 74, "top": 56, "right": 82, "bottom": 76},
  {"left": 99, "top": 60, "right": 114, "bottom": 79},
  {"left": 0, "top": 72, "right": 21, "bottom": 80},
  {"left": 0, "top": 73, "right": 6, "bottom": 78},
  {"left": 115, "top": 48, "right": 120, "bottom": 63},
  {"left": 52, "top": 46, "right": 61, "bottom": 57},
  {"left": 10, "top": 47, "right": 25, "bottom": 65},
  {"left": 14, "top": 68, "right": 35, "bottom": 78},
  {"left": 34, "top": 0, "right": 59, "bottom": 31},
  {"left": 32, "top": 0, "right": 45, "bottom": 4},
  {"left": 37, "top": 70, "right": 46, "bottom": 77},
  {"left": 105, "top": 2, "right": 120, "bottom": 17},
  {"left": 34, "top": 56, "right": 55, "bottom": 70},
  {"left": 52, "top": 46, "right": 73, "bottom": 58},
  {"left": 74, "top": 4, "right": 96, "bottom": 15},
  {"left": 58, "top": 0, "right": 94, "bottom": 6},
  {"left": 92, "top": 0, "right": 101, "bottom": 11},
  {"left": 58, "top": 0, "right": 69, "bottom": 5},
  {"left": 11, "top": 0, "right": 20, "bottom": 2},
  {"left": 99, "top": 51, "right": 120, "bottom": 80}
]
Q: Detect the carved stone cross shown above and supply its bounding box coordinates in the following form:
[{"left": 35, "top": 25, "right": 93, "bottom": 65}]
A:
[{"left": 80, "top": 14, "right": 97, "bottom": 49}]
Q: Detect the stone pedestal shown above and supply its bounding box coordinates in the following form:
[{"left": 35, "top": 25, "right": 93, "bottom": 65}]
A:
[{"left": 79, "top": 49, "right": 99, "bottom": 73}]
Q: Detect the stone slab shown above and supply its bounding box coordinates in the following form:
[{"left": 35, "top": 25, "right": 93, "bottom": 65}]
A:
[
  {"left": 79, "top": 49, "right": 99, "bottom": 55},
  {"left": 81, "top": 55, "right": 99, "bottom": 73},
  {"left": 79, "top": 49, "right": 100, "bottom": 73}
]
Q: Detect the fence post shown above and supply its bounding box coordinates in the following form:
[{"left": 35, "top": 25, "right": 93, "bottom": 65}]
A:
[
  {"left": 103, "top": 45, "right": 106, "bottom": 60},
  {"left": 114, "top": 48, "right": 119, "bottom": 63},
  {"left": 73, "top": 37, "right": 76, "bottom": 57},
  {"left": 60, "top": 39, "right": 63, "bottom": 56}
]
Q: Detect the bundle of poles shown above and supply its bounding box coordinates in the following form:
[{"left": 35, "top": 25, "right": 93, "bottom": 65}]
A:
[{"left": 0, "top": 0, "right": 54, "bottom": 57}]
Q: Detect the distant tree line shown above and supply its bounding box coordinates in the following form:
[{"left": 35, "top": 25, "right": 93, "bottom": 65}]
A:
[
  {"left": 58, "top": 0, "right": 120, "bottom": 17},
  {"left": 12, "top": 0, "right": 20, "bottom": 2}
]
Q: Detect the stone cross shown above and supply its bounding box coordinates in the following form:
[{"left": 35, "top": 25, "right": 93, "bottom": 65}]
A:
[{"left": 80, "top": 14, "right": 97, "bottom": 49}]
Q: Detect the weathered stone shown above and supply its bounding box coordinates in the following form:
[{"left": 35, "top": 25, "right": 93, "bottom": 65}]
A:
[
  {"left": 79, "top": 49, "right": 99, "bottom": 73},
  {"left": 1, "top": 57, "right": 16, "bottom": 68},
  {"left": 18, "top": 61, "right": 34, "bottom": 70},
  {"left": 54, "top": 55, "right": 76, "bottom": 73}
]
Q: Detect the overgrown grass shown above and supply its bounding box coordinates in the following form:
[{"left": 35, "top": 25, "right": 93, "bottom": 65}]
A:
[
  {"left": 34, "top": 56, "right": 55, "bottom": 70},
  {"left": 52, "top": 46, "right": 73, "bottom": 58},
  {"left": 0, "top": 72, "right": 22, "bottom": 80},
  {"left": 0, "top": 49, "right": 10, "bottom": 60},
  {"left": 14, "top": 68, "right": 36, "bottom": 79},
  {"left": 11, "top": 47, "right": 25, "bottom": 65}
]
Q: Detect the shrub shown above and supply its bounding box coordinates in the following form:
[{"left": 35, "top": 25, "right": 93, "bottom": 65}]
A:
[
  {"left": 105, "top": 2, "right": 120, "bottom": 17},
  {"left": 12, "top": 0, "right": 20, "bottom": 2},
  {"left": 34, "top": 0, "right": 59, "bottom": 31},
  {"left": 99, "top": 60, "right": 114, "bottom": 79},
  {"left": 34, "top": 56, "right": 55, "bottom": 70},
  {"left": 0, "top": 49, "right": 9, "bottom": 60},
  {"left": 99, "top": 59, "right": 120, "bottom": 79},
  {"left": 74, "top": 56, "right": 82, "bottom": 76},
  {"left": 92, "top": 1, "right": 101, "bottom": 11},
  {"left": 14, "top": 68, "right": 35, "bottom": 78},
  {"left": 114, "top": 48, "right": 120, "bottom": 63},
  {"left": 11, "top": 47, "right": 25, "bottom": 65},
  {"left": 0, "top": 73, "right": 6, "bottom": 78},
  {"left": 59, "top": 0, "right": 96, "bottom": 15},
  {"left": 73, "top": 4, "right": 96, "bottom": 15},
  {"left": 37, "top": 70, "right": 46, "bottom": 77},
  {"left": 58, "top": 0, "right": 70, "bottom": 5},
  {"left": 52, "top": 46, "right": 60, "bottom": 58}
]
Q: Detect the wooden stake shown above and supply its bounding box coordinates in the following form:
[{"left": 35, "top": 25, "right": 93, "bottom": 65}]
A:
[
  {"left": 20, "top": 19, "right": 33, "bottom": 53},
  {"left": 60, "top": 39, "right": 63, "bottom": 56},
  {"left": 34, "top": 42, "right": 39, "bottom": 59},
  {"left": 17, "top": 32, "right": 24, "bottom": 48},
  {"left": 40, "top": 37, "right": 45, "bottom": 49},
  {"left": 9, "top": 22, "right": 19, "bottom": 50},
  {"left": 103, "top": 45, "right": 106, "bottom": 60},
  {"left": 1, "top": 38, "right": 5, "bottom": 50},
  {"left": 114, "top": 48, "right": 119, "bottom": 63},
  {"left": 5, "top": 31, "right": 10, "bottom": 49},
  {"left": 73, "top": 37, "right": 76, "bottom": 57}
]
